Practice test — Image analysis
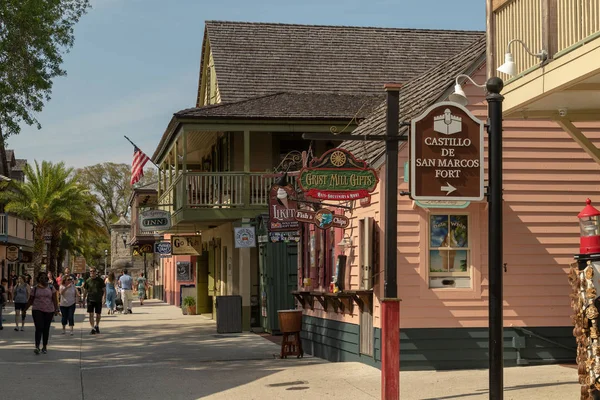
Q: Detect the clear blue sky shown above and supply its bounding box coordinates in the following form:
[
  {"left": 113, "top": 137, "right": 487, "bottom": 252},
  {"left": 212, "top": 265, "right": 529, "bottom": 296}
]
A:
[{"left": 9, "top": 0, "right": 485, "bottom": 169}]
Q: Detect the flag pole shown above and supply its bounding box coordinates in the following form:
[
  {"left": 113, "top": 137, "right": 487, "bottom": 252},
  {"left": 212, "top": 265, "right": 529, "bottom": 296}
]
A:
[{"left": 124, "top": 135, "right": 161, "bottom": 170}]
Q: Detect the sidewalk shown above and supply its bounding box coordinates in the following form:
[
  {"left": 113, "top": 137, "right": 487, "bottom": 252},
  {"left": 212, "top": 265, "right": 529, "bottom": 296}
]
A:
[{"left": 0, "top": 300, "right": 580, "bottom": 399}]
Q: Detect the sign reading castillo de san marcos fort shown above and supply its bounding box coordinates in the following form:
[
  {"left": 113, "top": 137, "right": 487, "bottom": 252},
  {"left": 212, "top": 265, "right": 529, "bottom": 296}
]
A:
[
  {"left": 298, "top": 148, "right": 378, "bottom": 201},
  {"left": 410, "top": 102, "right": 484, "bottom": 202}
]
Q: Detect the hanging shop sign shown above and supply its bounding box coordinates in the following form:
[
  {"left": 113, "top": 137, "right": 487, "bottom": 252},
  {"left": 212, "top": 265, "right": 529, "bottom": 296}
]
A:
[
  {"left": 171, "top": 235, "right": 203, "bottom": 255},
  {"left": 295, "top": 208, "right": 349, "bottom": 230},
  {"left": 133, "top": 244, "right": 154, "bottom": 255},
  {"left": 410, "top": 102, "right": 484, "bottom": 201},
  {"left": 268, "top": 231, "right": 301, "bottom": 243},
  {"left": 154, "top": 241, "right": 172, "bottom": 255},
  {"left": 234, "top": 227, "right": 256, "bottom": 248},
  {"left": 6, "top": 245, "right": 19, "bottom": 262},
  {"left": 139, "top": 209, "right": 171, "bottom": 231},
  {"left": 268, "top": 184, "right": 299, "bottom": 232},
  {"left": 298, "top": 149, "right": 378, "bottom": 201}
]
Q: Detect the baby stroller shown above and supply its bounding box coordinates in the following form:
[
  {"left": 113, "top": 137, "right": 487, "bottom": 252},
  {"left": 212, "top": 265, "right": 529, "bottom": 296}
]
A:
[{"left": 115, "top": 291, "right": 124, "bottom": 314}]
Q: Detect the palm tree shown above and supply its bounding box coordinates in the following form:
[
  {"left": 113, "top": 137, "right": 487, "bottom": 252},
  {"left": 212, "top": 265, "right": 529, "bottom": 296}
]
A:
[{"left": 0, "top": 161, "right": 91, "bottom": 276}]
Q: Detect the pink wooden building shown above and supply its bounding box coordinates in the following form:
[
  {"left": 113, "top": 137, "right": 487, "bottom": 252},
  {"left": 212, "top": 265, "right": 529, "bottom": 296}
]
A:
[{"left": 297, "top": 37, "right": 596, "bottom": 370}]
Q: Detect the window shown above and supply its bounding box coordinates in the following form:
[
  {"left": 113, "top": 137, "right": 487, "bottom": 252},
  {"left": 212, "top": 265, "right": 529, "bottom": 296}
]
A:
[{"left": 429, "top": 214, "right": 470, "bottom": 288}]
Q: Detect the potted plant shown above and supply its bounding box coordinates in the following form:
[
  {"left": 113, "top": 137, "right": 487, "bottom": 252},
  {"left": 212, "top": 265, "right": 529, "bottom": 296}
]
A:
[{"left": 183, "top": 296, "right": 196, "bottom": 315}]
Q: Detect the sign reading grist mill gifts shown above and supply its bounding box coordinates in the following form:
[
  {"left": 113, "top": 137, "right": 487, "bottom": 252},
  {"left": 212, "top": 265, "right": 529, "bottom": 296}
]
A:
[
  {"left": 410, "top": 102, "right": 484, "bottom": 201},
  {"left": 298, "top": 149, "right": 378, "bottom": 201},
  {"left": 268, "top": 184, "right": 299, "bottom": 232}
]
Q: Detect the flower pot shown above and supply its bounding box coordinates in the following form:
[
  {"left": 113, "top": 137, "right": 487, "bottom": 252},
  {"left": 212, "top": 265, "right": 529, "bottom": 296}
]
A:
[{"left": 187, "top": 305, "right": 196, "bottom": 315}]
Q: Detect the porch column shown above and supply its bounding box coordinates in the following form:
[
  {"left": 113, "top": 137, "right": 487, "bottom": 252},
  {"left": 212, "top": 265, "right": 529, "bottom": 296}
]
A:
[
  {"left": 182, "top": 128, "right": 188, "bottom": 208},
  {"left": 243, "top": 130, "right": 250, "bottom": 206}
]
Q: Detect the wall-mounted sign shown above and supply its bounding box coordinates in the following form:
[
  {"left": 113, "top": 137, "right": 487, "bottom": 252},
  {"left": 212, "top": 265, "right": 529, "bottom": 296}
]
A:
[
  {"left": 139, "top": 209, "right": 171, "bottom": 231},
  {"left": 268, "top": 184, "right": 299, "bottom": 232},
  {"left": 73, "top": 256, "right": 86, "bottom": 273},
  {"left": 298, "top": 149, "right": 378, "bottom": 201},
  {"left": 6, "top": 245, "right": 19, "bottom": 262},
  {"left": 154, "top": 241, "right": 172, "bottom": 255},
  {"left": 410, "top": 102, "right": 484, "bottom": 201},
  {"left": 295, "top": 208, "right": 349, "bottom": 230},
  {"left": 234, "top": 227, "right": 256, "bottom": 248},
  {"left": 171, "top": 235, "right": 202, "bottom": 255},
  {"left": 176, "top": 261, "right": 192, "bottom": 281}
]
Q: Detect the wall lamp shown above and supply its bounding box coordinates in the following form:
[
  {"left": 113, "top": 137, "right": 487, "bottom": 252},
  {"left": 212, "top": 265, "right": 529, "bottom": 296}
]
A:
[
  {"left": 337, "top": 234, "right": 352, "bottom": 252},
  {"left": 121, "top": 233, "right": 128, "bottom": 247},
  {"left": 448, "top": 74, "right": 486, "bottom": 106},
  {"left": 497, "top": 39, "right": 548, "bottom": 77}
]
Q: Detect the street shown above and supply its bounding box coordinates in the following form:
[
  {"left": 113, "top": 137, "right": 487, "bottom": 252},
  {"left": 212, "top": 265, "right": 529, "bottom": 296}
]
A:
[{"left": 0, "top": 300, "right": 581, "bottom": 399}]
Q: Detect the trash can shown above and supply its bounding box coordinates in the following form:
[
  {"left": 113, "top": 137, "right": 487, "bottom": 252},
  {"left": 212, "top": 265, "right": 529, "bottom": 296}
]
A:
[
  {"left": 216, "top": 295, "right": 242, "bottom": 333},
  {"left": 278, "top": 310, "right": 302, "bottom": 333}
]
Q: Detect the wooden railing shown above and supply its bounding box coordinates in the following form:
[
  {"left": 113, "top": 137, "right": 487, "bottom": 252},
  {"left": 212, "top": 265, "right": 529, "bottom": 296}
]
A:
[
  {"left": 557, "top": 0, "right": 600, "bottom": 52},
  {"left": 158, "top": 172, "right": 295, "bottom": 212},
  {"left": 491, "top": 0, "right": 600, "bottom": 80}
]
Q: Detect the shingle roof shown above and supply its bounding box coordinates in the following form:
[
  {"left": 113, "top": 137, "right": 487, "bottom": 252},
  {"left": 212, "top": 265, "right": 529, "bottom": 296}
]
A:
[
  {"left": 13, "top": 159, "right": 27, "bottom": 171},
  {"left": 178, "top": 92, "right": 382, "bottom": 120},
  {"left": 202, "top": 21, "right": 484, "bottom": 104},
  {"left": 340, "top": 35, "right": 487, "bottom": 165}
]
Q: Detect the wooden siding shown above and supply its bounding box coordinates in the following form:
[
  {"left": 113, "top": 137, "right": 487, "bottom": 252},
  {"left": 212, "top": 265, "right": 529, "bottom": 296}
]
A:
[{"left": 396, "top": 65, "right": 599, "bottom": 329}]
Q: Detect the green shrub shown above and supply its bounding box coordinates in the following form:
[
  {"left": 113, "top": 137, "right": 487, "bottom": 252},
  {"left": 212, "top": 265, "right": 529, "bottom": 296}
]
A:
[{"left": 183, "top": 296, "right": 196, "bottom": 307}]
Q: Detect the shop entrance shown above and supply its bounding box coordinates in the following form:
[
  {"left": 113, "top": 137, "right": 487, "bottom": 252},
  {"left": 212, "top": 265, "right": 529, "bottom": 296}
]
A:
[
  {"left": 259, "top": 241, "right": 298, "bottom": 333},
  {"left": 196, "top": 251, "right": 211, "bottom": 314}
]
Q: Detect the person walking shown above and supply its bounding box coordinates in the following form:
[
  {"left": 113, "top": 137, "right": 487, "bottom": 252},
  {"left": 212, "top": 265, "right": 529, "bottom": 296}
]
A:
[
  {"left": 12, "top": 275, "right": 30, "bottom": 331},
  {"left": 8, "top": 270, "right": 17, "bottom": 302},
  {"left": 136, "top": 272, "right": 148, "bottom": 306},
  {"left": 83, "top": 267, "right": 105, "bottom": 334},
  {"left": 104, "top": 272, "right": 117, "bottom": 315},
  {"left": 118, "top": 269, "right": 134, "bottom": 314},
  {"left": 28, "top": 272, "right": 59, "bottom": 354},
  {"left": 59, "top": 275, "right": 77, "bottom": 335}
]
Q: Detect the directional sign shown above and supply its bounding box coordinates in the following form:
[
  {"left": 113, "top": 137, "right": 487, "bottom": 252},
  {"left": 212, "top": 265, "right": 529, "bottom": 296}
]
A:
[{"left": 410, "top": 102, "right": 484, "bottom": 201}]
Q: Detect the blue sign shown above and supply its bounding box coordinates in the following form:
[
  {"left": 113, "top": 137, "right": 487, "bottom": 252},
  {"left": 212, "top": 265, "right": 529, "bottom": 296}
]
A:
[{"left": 154, "top": 241, "right": 172, "bottom": 255}]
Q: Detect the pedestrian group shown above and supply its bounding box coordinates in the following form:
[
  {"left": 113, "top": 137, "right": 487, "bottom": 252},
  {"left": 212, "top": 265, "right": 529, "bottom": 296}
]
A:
[{"left": 0, "top": 267, "right": 148, "bottom": 354}]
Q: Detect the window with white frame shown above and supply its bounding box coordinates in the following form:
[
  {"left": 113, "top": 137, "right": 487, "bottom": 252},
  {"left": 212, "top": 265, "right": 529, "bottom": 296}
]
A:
[{"left": 429, "top": 214, "right": 471, "bottom": 288}]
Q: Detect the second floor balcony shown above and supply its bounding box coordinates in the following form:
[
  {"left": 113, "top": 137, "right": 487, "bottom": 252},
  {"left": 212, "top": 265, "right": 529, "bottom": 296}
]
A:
[
  {"left": 159, "top": 171, "right": 296, "bottom": 226},
  {"left": 0, "top": 213, "right": 34, "bottom": 246},
  {"left": 488, "top": 0, "right": 600, "bottom": 118}
]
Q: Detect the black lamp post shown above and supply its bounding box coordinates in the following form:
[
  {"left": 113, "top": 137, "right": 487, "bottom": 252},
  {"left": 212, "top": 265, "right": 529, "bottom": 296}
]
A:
[{"left": 486, "top": 76, "right": 505, "bottom": 400}]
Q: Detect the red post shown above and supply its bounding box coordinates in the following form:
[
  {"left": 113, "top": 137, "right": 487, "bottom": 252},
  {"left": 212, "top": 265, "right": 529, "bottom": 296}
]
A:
[{"left": 381, "top": 299, "right": 400, "bottom": 399}]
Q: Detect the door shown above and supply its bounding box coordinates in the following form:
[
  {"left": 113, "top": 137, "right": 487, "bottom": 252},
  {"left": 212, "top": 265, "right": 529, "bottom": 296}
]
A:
[
  {"left": 196, "top": 252, "right": 211, "bottom": 314},
  {"left": 359, "top": 299, "right": 374, "bottom": 357}
]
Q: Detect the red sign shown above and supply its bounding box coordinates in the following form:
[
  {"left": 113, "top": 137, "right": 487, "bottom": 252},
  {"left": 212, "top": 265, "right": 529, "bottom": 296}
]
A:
[
  {"left": 268, "top": 184, "right": 299, "bottom": 232},
  {"left": 298, "top": 149, "right": 378, "bottom": 201},
  {"left": 410, "top": 102, "right": 484, "bottom": 201}
]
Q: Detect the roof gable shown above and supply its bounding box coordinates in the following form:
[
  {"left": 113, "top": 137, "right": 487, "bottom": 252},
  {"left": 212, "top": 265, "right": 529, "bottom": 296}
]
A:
[
  {"left": 340, "top": 36, "right": 487, "bottom": 165},
  {"left": 201, "top": 21, "right": 484, "bottom": 104}
]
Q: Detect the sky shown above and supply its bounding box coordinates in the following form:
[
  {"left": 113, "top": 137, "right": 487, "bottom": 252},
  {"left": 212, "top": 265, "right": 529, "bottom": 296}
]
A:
[{"left": 9, "top": 0, "right": 485, "bottom": 169}]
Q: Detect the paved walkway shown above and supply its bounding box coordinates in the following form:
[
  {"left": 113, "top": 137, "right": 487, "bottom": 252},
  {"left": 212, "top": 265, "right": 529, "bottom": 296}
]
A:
[{"left": 0, "top": 300, "right": 581, "bottom": 399}]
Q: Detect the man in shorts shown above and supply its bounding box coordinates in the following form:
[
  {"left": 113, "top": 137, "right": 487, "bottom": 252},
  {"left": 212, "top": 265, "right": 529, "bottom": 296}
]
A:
[{"left": 83, "top": 268, "right": 106, "bottom": 334}]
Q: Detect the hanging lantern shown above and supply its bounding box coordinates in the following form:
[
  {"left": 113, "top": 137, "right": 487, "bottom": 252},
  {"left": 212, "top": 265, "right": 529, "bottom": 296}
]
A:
[{"left": 578, "top": 198, "right": 600, "bottom": 254}]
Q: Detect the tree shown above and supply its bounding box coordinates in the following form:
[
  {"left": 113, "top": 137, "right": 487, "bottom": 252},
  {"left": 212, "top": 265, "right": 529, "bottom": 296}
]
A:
[
  {"left": 0, "top": 160, "right": 91, "bottom": 276},
  {"left": 78, "top": 162, "right": 158, "bottom": 232},
  {"left": 0, "top": 0, "right": 91, "bottom": 175}
]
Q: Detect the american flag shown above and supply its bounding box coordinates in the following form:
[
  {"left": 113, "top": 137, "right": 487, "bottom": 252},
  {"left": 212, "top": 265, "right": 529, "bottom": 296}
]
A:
[{"left": 131, "top": 146, "right": 150, "bottom": 185}]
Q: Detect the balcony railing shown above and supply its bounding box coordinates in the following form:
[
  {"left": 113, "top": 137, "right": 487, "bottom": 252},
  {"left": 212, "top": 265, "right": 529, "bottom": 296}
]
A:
[
  {"left": 491, "top": 0, "right": 600, "bottom": 80},
  {"left": 159, "top": 172, "right": 296, "bottom": 213}
]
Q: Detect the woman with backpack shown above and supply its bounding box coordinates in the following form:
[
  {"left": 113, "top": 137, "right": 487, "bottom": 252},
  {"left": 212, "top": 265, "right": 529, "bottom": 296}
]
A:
[
  {"left": 27, "top": 272, "right": 59, "bottom": 354},
  {"left": 12, "top": 275, "right": 30, "bottom": 331}
]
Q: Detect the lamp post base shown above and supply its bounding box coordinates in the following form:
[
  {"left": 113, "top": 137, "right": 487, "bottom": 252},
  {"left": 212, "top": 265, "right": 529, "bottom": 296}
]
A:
[{"left": 381, "top": 298, "right": 401, "bottom": 400}]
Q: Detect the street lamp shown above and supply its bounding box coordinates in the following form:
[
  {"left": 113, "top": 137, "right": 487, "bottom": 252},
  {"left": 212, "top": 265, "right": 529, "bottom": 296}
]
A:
[
  {"left": 451, "top": 76, "right": 505, "bottom": 400},
  {"left": 104, "top": 249, "right": 108, "bottom": 276}
]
